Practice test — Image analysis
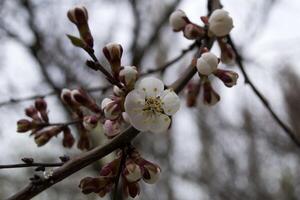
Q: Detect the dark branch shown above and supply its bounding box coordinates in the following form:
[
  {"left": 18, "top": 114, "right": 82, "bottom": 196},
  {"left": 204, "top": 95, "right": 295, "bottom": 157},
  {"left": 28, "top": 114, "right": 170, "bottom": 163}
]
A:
[
  {"left": 0, "top": 43, "right": 195, "bottom": 108},
  {"left": 227, "top": 35, "right": 300, "bottom": 147}
]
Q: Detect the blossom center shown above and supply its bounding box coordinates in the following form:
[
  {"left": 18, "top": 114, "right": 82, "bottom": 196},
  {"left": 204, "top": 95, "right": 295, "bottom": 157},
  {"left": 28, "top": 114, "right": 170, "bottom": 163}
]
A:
[{"left": 143, "top": 97, "right": 163, "bottom": 113}]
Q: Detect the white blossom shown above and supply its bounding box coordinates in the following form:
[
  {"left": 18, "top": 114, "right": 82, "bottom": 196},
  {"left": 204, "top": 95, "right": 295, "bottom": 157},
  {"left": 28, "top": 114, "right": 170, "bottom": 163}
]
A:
[
  {"left": 124, "top": 77, "right": 180, "bottom": 133},
  {"left": 196, "top": 52, "right": 219, "bottom": 75},
  {"left": 169, "top": 10, "right": 188, "bottom": 31},
  {"left": 208, "top": 9, "right": 233, "bottom": 37}
]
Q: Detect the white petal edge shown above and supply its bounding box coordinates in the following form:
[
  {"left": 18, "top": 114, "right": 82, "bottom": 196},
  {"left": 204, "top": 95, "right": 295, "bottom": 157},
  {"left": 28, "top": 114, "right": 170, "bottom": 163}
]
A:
[
  {"left": 149, "top": 113, "right": 171, "bottom": 133},
  {"left": 136, "top": 77, "right": 164, "bottom": 97},
  {"left": 160, "top": 89, "right": 180, "bottom": 115}
]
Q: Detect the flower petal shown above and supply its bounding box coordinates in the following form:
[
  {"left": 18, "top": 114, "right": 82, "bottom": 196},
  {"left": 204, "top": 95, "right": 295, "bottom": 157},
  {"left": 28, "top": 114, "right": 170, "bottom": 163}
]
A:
[
  {"left": 136, "top": 77, "right": 164, "bottom": 97},
  {"left": 129, "top": 112, "right": 152, "bottom": 132},
  {"left": 124, "top": 90, "right": 145, "bottom": 116},
  {"left": 160, "top": 89, "right": 180, "bottom": 115},
  {"left": 149, "top": 113, "right": 171, "bottom": 133}
]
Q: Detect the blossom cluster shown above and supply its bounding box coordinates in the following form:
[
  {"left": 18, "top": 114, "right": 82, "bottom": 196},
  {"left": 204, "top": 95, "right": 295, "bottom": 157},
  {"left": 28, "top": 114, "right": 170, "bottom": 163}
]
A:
[
  {"left": 169, "top": 9, "right": 238, "bottom": 106},
  {"left": 79, "top": 147, "right": 160, "bottom": 198}
]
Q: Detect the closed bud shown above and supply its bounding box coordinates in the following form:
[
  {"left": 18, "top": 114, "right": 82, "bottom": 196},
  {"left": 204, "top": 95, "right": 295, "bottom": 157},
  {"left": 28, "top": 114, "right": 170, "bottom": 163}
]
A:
[
  {"left": 67, "top": 6, "right": 93, "bottom": 47},
  {"left": 67, "top": 5, "right": 88, "bottom": 25},
  {"left": 71, "top": 89, "right": 100, "bottom": 112},
  {"left": 103, "top": 43, "right": 123, "bottom": 77},
  {"left": 77, "top": 130, "right": 90, "bottom": 150},
  {"left": 218, "top": 39, "right": 236, "bottom": 65},
  {"left": 140, "top": 160, "right": 161, "bottom": 184},
  {"left": 34, "top": 98, "right": 49, "bottom": 122},
  {"left": 79, "top": 176, "right": 114, "bottom": 196},
  {"left": 186, "top": 81, "right": 201, "bottom": 107},
  {"left": 169, "top": 10, "right": 189, "bottom": 32},
  {"left": 183, "top": 24, "right": 205, "bottom": 40},
  {"left": 100, "top": 158, "right": 121, "bottom": 176},
  {"left": 17, "top": 119, "right": 32, "bottom": 133},
  {"left": 119, "top": 66, "right": 138, "bottom": 89},
  {"left": 62, "top": 127, "right": 75, "bottom": 148},
  {"left": 113, "top": 86, "right": 125, "bottom": 97},
  {"left": 101, "top": 98, "right": 122, "bottom": 120},
  {"left": 83, "top": 115, "right": 99, "bottom": 130},
  {"left": 123, "top": 160, "right": 142, "bottom": 183},
  {"left": 34, "top": 98, "right": 47, "bottom": 111},
  {"left": 196, "top": 52, "right": 219, "bottom": 75},
  {"left": 214, "top": 69, "right": 239, "bottom": 87},
  {"left": 25, "top": 106, "right": 40, "bottom": 121},
  {"left": 208, "top": 9, "right": 233, "bottom": 37},
  {"left": 103, "top": 120, "right": 121, "bottom": 138},
  {"left": 61, "top": 88, "right": 74, "bottom": 105},
  {"left": 123, "top": 182, "right": 140, "bottom": 198},
  {"left": 34, "top": 126, "right": 63, "bottom": 146},
  {"left": 203, "top": 81, "right": 220, "bottom": 106}
]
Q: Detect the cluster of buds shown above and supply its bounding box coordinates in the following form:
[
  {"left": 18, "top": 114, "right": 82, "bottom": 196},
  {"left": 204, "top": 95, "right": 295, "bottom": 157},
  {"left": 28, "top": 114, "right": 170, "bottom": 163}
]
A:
[
  {"left": 169, "top": 10, "right": 205, "bottom": 40},
  {"left": 186, "top": 50, "right": 239, "bottom": 106},
  {"left": 99, "top": 43, "right": 140, "bottom": 138},
  {"left": 67, "top": 5, "right": 93, "bottom": 48},
  {"left": 17, "top": 98, "right": 75, "bottom": 147},
  {"left": 102, "top": 43, "right": 138, "bottom": 88},
  {"left": 79, "top": 147, "right": 161, "bottom": 198},
  {"left": 61, "top": 88, "right": 102, "bottom": 150}
]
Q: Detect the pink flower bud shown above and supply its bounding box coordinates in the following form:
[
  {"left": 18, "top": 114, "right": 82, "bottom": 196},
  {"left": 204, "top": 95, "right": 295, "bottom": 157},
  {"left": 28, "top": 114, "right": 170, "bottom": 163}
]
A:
[
  {"left": 34, "top": 98, "right": 47, "bottom": 111},
  {"left": 113, "top": 86, "right": 125, "bottom": 97},
  {"left": 71, "top": 89, "right": 100, "bottom": 112},
  {"left": 123, "top": 160, "right": 142, "bottom": 183},
  {"left": 214, "top": 69, "right": 239, "bottom": 87},
  {"left": 79, "top": 176, "right": 114, "bottom": 196},
  {"left": 17, "top": 119, "right": 32, "bottom": 133},
  {"left": 100, "top": 158, "right": 121, "bottom": 176},
  {"left": 218, "top": 39, "right": 236, "bottom": 65},
  {"left": 169, "top": 10, "right": 189, "bottom": 32},
  {"left": 83, "top": 115, "right": 99, "bottom": 130},
  {"left": 119, "top": 66, "right": 138, "bottom": 89},
  {"left": 101, "top": 98, "right": 122, "bottom": 120},
  {"left": 62, "top": 127, "right": 75, "bottom": 148},
  {"left": 123, "top": 182, "right": 140, "bottom": 198},
  {"left": 34, "top": 126, "right": 63, "bottom": 147},
  {"left": 186, "top": 81, "right": 201, "bottom": 107},
  {"left": 103, "top": 120, "right": 122, "bottom": 138},
  {"left": 203, "top": 81, "right": 220, "bottom": 106},
  {"left": 25, "top": 106, "right": 40, "bottom": 121},
  {"left": 183, "top": 23, "right": 205, "bottom": 40},
  {"left": 77, "top": 129, "right": 90, "bottom": 150},
  {"left": 103, "top": 43, "right": 123, "bottom": 77}
]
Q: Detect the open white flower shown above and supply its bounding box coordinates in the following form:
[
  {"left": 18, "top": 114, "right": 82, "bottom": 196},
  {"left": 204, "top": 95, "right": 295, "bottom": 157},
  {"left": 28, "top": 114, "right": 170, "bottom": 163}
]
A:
[{"left": 124, "top": 77, "right": 180, "bottom": 133}]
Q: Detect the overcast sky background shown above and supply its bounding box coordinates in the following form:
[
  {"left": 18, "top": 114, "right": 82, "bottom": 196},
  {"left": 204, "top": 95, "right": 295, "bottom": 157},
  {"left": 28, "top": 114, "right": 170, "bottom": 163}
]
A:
[{"left": 1, "top": 0, "right": 300, "bottom": 199}]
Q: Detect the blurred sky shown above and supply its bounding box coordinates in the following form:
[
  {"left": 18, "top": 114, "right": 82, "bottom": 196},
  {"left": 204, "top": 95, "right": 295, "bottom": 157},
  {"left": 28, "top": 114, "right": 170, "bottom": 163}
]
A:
[{"left": 1, "top": 0, "right": 300, "bottom": 199}]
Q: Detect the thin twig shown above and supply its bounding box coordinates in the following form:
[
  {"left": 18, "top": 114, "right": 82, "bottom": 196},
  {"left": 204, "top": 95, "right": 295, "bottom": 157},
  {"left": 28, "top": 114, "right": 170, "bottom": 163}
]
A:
[
  {"left": 0, "top": 44, "right": 195, "bottom": 108},
  {"left": 7, "top": 36, "right": 214, "bottom": 200},
  {"left": 0, "top": 162, "right": 63, "bottom": 169},
  {"left": 227, "top": 35, "right": 300, "bottom": 147},
  {"left": 113, "top": 148, "right": 126, "bottom": 200}
]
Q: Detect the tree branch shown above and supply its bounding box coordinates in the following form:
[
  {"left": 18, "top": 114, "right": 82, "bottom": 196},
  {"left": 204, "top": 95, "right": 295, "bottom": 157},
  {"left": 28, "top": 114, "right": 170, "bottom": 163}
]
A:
[
  {"left": 0, "top": 43, "right": 195, "bottom": 108},
  {"left": 7, "top": 37, "right": 214, "bottom": 200},
  {"left": 227, "top": 35, "right": 300, "bottom": 147}
]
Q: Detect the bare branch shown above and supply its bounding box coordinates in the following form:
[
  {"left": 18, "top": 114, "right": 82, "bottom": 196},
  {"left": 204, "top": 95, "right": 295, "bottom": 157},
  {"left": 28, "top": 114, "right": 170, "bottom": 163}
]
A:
[
  {"left": 0, "top": 43, "right": 196, "bottom": 108},
  {"left": 227, "top": 35, "right": 300, "bottom": 147}
]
